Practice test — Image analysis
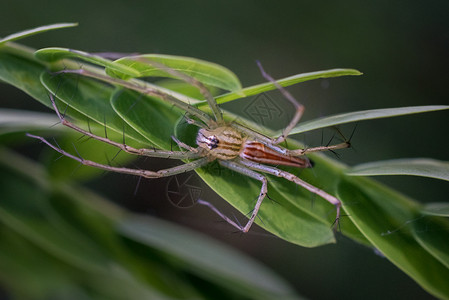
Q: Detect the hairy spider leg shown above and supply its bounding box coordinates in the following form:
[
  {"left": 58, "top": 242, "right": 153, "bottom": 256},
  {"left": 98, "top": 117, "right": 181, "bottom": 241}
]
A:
[
  {"left": 256, "top": 61, "right": 304, "bottom": 145},
  {"left": 55, "top": 69, "right": 214, "bottom": 127},
  {"left": 196, "top": 159, "right": 268, "bottom": 232},
  {"left": 46, "top": 93, "right": 201, "bottom": 160},
  {"left": 290, "top": 142, "right": 350, "bottom": 156},
  {"left": 27, "top": 133, "right": 210, "bottom": 178},
  {"left": 237, "top": 157, "right": 341, "bottom": 228},
  {"left": 136, "top": 58, "right": 224, "bottom": 124},
  {"left": 230, "top": 121, "right": 350, "bottom": 158},
  {"left": 254, "top": 62, "right": 350, "bottom": 155}
]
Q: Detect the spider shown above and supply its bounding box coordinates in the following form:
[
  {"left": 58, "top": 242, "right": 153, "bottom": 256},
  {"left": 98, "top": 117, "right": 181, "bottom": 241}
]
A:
[{"left": 27, "top": 59, "right": 349, "bottom": 233}]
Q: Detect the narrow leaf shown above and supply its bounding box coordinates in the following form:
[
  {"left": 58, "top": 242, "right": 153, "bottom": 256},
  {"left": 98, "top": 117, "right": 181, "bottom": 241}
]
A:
[
  {"left": 284, "top": 106, "right": 449, "bottom": 136},
  {"left": 412, "top": 218, "right": 449, "bottom": 269},
  {"left": 111, "top": 89, "right": 182, "bottom": 150},
  {"left": 0, "top": 109, "right": 59, "bottom": 131},
  {"left": 0, "top": 23, "right": 78, "bottom": 45},
  {"left": 338, "top": 178, "right": 449, "bottom": 300},
  {"left": 0, "top": 147, "right": 301, "bottom": 299},
  {"left": 214, "top": 68, "right": 362, "bottom": 104},
  {"left": 421, "top": 203, "right": 449, "bottom": 217},
  {"left": 0, "top": 52, "right": 52, "bottom": 105},
  {"left": 347, "top": 158, "right": 449, "bottom": 181},
  {"left": 35, "top": 47, "right": 140, "bottom": 77},
  {"left": 106, "top": 54, "right": 242, "bottom": 92},
  {"left": 40, "top": 71, "right": 149, "bottom": 144},
  {"left": 119, "top": 217, "right": 300, "bottom": 300}
]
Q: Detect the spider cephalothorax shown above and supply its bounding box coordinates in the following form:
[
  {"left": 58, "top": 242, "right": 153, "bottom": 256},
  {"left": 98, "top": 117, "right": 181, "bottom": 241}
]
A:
[{"left": 196, "top": 126, "right": 245, "bottom": 160}]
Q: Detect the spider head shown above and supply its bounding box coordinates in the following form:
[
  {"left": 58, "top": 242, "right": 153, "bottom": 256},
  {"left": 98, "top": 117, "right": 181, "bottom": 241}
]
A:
[
  {"left": 198, "top": 132, "right": 219, "bottom": 150},
  {"left": 196, "top": 126, "right": 244, "bottom": 160}
]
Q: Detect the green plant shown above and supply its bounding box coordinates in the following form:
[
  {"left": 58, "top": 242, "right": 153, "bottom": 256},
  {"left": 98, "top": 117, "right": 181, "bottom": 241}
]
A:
[{"left": 1, "top": 24, "right": 448, "bottom": 299}]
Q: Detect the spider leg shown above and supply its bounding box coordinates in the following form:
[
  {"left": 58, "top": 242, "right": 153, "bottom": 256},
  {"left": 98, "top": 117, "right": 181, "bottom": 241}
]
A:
[
  {"left": 55, "top": 69, "right": 213, "bottom": 126},
  {"left": 290, "top": 141, "right": 350, "bottom": 156},
  {"left": 183, "top": 112, "right": 207, "bottom": 128},
  {"left": 26, "top": 133, "right": 209, "bottom": 178},
  {"left": 171, "top": 136, "right": 199, "bottom": 153},
  {"left": 229, "top": 122, "right": 291, "bottom": 156},
  {"left": 256, "top": 61, "right": 304, "bottom": 145},
  {"left": 138, "top": 59, "right": 223, "bottom": 124},
  {"left": 290, "top": 127, "right": 352, "bottom": 155},
  {"left": 47, "top": 93, "right": 200, "bottom": 160},
  {"left": 237, "top": 158, "right": 341, "bottom": 228},
  {"left": 196, "top": 200, "right": 244, "bottom": 232},
  {"left": 231, "top": 121, "right": 350, "bottom": 157},
  {"left": 197, "top": 160, "right": 268, "bottom": 232}
]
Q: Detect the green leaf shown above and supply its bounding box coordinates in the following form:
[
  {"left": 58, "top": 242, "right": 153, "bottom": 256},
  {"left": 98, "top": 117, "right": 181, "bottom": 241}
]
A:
[
  {"left": 214, "top": 68, "right": 362, "bottom": 104},
  {"left": 0, "top": 52, "right": 51, "bottom": 104},
  {"left": 44, "top": 131, "right": 139, "bottom": 182},
  {"left": 0, "top": 109, "right": 59, "bottom": 135},
  {"left": 155, "top": 78, "right": 220, "bottom": 99},
  {"left": 412, "top": 217, "right": 449, "bottom": 269},
  {"left": 0, "top": 150, "right": 114, "bottom": 274},
  {"left": 196, "top": 164, "right": 336, "bottom": 246},
  {"left": 0, "top": 50, "right": 88, "bottom": 122},
  {"left": 0, "top": 147, "right": 196, "bottom": 299},
  {"left": 421, "top": 203, "right": 449, "bottom": 217},
  {"left": 39, "top": 71, "right": 148, "bottom": 144},
  {"left": 111, "top": 89, "right": 182, "bottom": 149},
  {"left": 0, "top": 146, "right": 301, "bottom": 299},
  {"left": 119, "top": 217, "right": 301, "bottom": 300},
  {"left": 0, "top": 23, "right": 78, "bottom": 45},
  {"left": 35, "top": 47, "right": 140, "bottom": 77},
  {"left": 105, "top": 54, "right": 242, "bottom": 92},
  {"left": 338, "top": 177, "right": 449, "bottom": 300},
  {"left": 347, "top": 158, "right": 449, "bottom": 181},
  {"left": 284, "top": 106, "right": 449, "bottom": 136}
]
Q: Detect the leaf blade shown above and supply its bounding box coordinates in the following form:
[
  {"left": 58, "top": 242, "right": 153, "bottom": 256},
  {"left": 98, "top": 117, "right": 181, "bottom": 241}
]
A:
[
  {"left": 35, "top": 47, "right": 140, "bottom": 77},
  {"left": 40, "top": 71, "right": 148, "bottom": 144},
  {"left": 119, "top": 216, "right": 301, "bottom": 300},
  {"left": 0, "top": 109, "right": 59, "bottom": 133},
  {"left": 106, "top": 54, "right": 242, "bottom": 92},
  {"left": 111, "top": 89, "right": 182, "bottom": 149},
  {"left": 412, "top": 217, "right": 449, "bottom": 269},
  {"left": 214, "top": 68, "right": 362, "bottom": 104},
  {"left": 0, "top": 23, "right": 78, "bottom": 45},
  {"left": 346, "top": 158, "right": 449, "bottom": 181},
  {"left": 285, "top": 106, "right": 449, "bottom": 136},
  {"left": 338, "top": 177, "right": 449, "bottom": 300},
  {"left": 421, "top": 203, "right": 449, "bottom": 217}
]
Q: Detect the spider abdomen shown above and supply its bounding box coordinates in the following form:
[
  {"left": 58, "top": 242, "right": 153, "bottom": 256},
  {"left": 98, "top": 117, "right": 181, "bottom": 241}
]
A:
[
  {"left": 196, "top": 126, "right": 245, "bottom": 160},
  {"left": 240, "top": 141, "right": 311, "bottom": 168}
]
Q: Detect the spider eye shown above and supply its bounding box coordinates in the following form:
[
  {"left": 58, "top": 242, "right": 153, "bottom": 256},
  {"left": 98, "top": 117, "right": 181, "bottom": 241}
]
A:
[{"left": 207, "top": 136, "right": 219, "bottom": 149}]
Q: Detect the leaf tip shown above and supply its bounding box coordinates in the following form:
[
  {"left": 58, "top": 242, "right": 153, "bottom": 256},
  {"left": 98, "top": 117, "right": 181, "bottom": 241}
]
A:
[{"left": 350, "top": 69, "right": 363, "bottom": 76}]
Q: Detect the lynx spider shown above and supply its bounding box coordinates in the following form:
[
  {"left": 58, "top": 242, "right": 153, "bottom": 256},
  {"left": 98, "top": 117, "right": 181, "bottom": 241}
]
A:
[{"left": 28, "top": 59, "right": 349, "bottom": 233}]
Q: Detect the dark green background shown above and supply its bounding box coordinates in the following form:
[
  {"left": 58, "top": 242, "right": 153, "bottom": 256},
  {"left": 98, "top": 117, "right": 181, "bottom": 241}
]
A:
[{"left": 1, "top": 1, "right": 448, "bottom": 299}]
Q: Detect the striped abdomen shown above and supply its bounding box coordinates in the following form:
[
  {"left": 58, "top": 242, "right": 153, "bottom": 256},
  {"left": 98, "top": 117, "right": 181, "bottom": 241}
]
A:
[
  {"left": 240, "top": 141, "right": 311, "bottom": 168},
  {"left": 196, "top": 126, "right": 245, "bottom": 160}
]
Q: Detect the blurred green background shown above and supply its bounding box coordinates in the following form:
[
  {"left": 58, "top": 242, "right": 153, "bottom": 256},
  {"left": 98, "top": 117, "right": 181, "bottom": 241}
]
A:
[{"left": 1, "top": 1, "right": 448, "bottom": 299}]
